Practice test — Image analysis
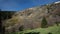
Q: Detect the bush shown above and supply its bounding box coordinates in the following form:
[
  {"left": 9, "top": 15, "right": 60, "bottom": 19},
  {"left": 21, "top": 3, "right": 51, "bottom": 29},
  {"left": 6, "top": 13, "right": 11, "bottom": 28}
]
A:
[
  {"left": 55, "top": 22, "right": 60, "bottom": 26},
  {"left": 19, "top": 25, "right": 24, "bottom": 31}
]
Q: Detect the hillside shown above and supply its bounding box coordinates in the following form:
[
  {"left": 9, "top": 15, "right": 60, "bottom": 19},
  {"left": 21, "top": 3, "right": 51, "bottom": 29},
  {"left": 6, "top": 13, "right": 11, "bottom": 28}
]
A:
[
  {"left": 19, "top": 24, "right": 60, "bottom": 34},
  {"left": 3, "top": 1, "right": 60, "bottom": 33}
]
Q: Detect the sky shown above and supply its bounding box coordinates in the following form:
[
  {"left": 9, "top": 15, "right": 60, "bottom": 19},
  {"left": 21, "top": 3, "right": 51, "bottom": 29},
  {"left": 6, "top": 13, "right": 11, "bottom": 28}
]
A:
[{"left": 0, "top": 0, "right": 59, "bottom": 11}]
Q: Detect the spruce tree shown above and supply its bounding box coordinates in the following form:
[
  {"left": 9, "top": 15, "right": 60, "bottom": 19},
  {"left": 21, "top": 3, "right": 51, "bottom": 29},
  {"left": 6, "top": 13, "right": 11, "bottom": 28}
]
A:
[{"left": 41, "top": 17, "right": 47, "bottom": 28}]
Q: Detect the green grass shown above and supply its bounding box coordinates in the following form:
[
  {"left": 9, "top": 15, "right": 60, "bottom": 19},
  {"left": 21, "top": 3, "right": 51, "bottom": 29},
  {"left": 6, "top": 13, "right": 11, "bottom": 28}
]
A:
[
  {"left": 9, "top": 24, "right": 60, "bottom": 34},
  {"left": 18, "top": 24, "right": 60, "bottom": 34}
]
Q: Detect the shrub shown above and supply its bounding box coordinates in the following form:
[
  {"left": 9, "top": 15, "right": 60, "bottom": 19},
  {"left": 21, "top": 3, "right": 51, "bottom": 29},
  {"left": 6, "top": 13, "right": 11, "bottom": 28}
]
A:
[
  {"left": 19, "top": 25, "right": 24, "bottom": 31},
  {"left": 48, "top": 32, "right": 52, "bottom": 34}
]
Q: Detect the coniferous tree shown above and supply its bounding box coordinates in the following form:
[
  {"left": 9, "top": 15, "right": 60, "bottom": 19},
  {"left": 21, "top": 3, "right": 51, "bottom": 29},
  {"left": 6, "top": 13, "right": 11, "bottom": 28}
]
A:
[{"left": 41, "top": 17, "right": 47, "bottom": 28}]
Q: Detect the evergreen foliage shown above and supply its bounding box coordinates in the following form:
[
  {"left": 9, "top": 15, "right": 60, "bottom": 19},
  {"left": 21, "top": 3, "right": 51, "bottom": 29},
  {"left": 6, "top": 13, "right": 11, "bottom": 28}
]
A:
[{"left": 41, "top": 17, "right": 47, "bottom": 28}]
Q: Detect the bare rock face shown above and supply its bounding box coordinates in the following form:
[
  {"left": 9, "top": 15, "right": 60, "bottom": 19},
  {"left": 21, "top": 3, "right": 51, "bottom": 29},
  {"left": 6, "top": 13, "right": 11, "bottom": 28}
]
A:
[{"left": 4, "top": 2, "right": 60, "bottom": 33}]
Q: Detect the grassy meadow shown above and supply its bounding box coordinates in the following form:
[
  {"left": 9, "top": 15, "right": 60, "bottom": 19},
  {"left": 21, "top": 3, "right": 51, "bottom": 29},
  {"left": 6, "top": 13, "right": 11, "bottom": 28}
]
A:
[{"left": 9, "top": 24, "right": 60, "bottom": 34}]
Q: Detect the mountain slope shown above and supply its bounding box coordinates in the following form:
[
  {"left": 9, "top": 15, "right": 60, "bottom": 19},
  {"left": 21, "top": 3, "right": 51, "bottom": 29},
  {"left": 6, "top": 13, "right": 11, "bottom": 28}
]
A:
[{"left": 4, "top": 2, "right": 60, "bottom": 33}]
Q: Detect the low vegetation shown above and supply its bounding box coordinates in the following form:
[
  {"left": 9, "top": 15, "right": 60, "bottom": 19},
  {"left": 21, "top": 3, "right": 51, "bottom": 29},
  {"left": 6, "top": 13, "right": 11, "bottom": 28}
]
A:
[{"left": 8, "top": 24, "right": 60, "bottom": 34}]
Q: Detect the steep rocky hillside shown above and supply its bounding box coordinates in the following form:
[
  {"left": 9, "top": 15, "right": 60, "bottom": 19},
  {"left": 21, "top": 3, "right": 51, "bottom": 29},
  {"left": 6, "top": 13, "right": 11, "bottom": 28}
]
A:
[{"left": 4, "top": 2, "right": 60, "bottom": 33}]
